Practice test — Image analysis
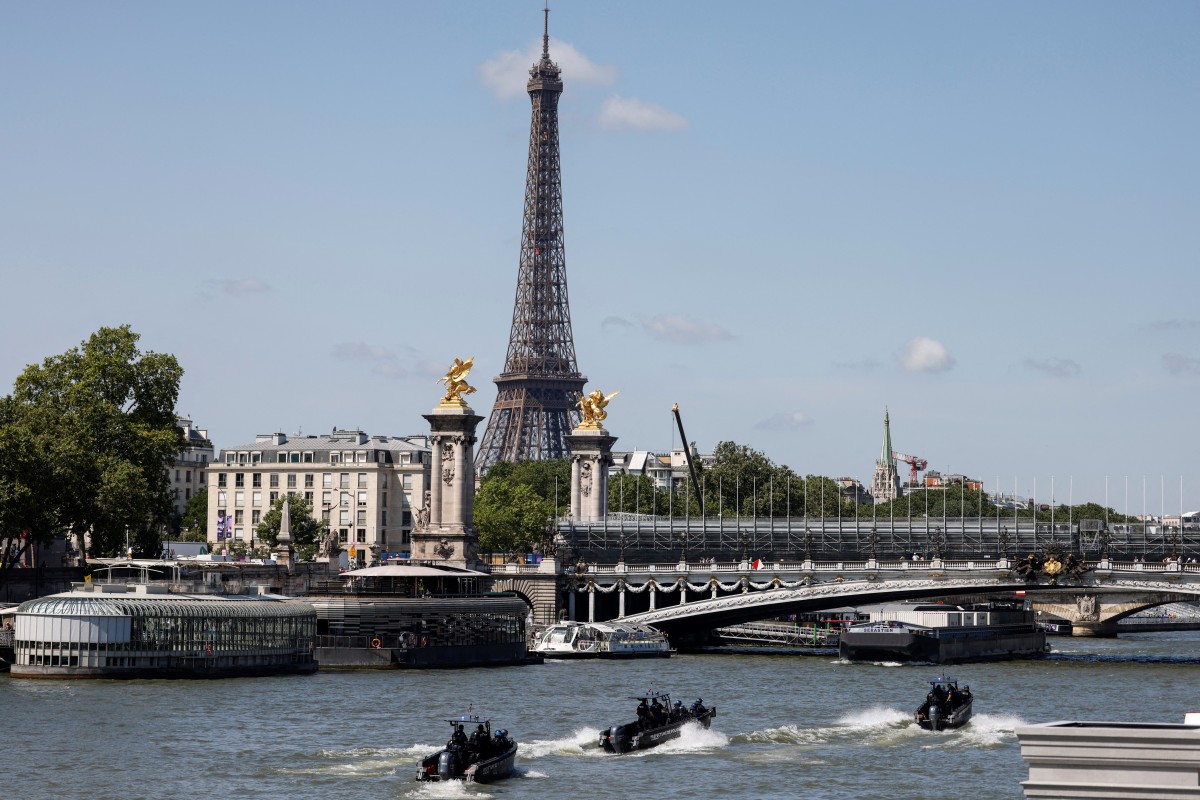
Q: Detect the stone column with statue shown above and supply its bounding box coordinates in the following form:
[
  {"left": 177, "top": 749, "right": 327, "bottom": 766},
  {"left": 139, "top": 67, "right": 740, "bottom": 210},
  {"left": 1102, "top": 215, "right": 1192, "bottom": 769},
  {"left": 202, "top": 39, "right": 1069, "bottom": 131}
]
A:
[
  {"left": 566, "top": 389, "right": 619, "bottom": 522},
  {"left": 410, "top": 357, "right": 485, "bottom": 570}
]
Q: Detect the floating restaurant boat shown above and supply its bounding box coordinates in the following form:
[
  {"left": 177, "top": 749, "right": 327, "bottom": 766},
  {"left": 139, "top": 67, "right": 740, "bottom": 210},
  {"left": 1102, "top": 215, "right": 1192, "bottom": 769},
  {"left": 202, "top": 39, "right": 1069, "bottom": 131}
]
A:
[
  {"left": 915, "top": 675, "right": 974, "bottom": 731},
  {"left": 599, "top": 691, "right": 715, "bottom": 753},
  {"left": 9, "top": 583, "right": 317, "bottom": 679},
  {"left": 415, "top": 714, "right": 517, "bottom": 783},
  {"left": 306, "top": 563, "right": 538, "bottom": 669},
  {"left": 532, "top": 621, "right": 671, "bottom": 659}
]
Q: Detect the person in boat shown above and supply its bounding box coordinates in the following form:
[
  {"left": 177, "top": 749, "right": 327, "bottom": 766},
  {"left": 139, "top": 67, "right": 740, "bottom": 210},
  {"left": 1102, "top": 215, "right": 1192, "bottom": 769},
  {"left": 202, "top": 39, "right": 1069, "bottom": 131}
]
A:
[
  {"left": 650, "top": 698, "right": 666, "bottom": 726},
  {"left": 448, "top": 724, "right": 468, "bottom": 751},
  {"left": 691, "top": 698, "right": 707, "bottom": 716},
  {"left": 636, "top": 699, "right": 650, "bottom": 730}
]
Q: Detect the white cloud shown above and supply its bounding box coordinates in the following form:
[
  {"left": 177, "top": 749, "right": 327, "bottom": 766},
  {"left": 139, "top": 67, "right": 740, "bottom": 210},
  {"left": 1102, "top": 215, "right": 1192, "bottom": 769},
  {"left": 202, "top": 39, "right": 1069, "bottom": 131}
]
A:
[
  {"left": 479, "top": 39, "right": 616, "bottom": 100},
  {"left": 599, "top": 95, "right": 689, "bottom": 132},
  {"left": 1164, "top": 353, "right": 1200, "bottom": 376},
  {"left": 638, "top": 313, "right": 732, "bottom": 344},
  {"left": 601, "top": 315, "right": 633, "bottom": 329},
  {"left": 898, "top": 337, "right": 955, "bottom": 373},
  {"left": 331, "top": 342, "right": 407, "bottom": 379},
  {"left": 755, "top": 411, "right": 813, "bottom": 431},
  {"left": 1024, "top": 357, "right": 1082, "bottom": 378},
  {"left": 206, "top": 278, "right": 269, "bottom": 295}
]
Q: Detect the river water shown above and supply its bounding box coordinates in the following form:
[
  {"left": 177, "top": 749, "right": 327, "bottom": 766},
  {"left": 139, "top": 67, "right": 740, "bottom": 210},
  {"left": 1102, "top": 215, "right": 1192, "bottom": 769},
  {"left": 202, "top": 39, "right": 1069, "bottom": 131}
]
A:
[{"left": 4, "top": 631, "right": 1200, "bottom": 800}]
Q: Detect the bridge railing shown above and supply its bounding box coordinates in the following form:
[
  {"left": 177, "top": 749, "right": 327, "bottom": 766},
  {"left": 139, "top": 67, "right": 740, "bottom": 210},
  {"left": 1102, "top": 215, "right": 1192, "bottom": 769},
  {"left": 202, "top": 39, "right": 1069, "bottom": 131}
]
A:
[
  {"left": 562, "top": 558, "right": 1200, "bottom": 578},
  {"left": 560, "top": 517, "right": 1198, "bottom": 564}
]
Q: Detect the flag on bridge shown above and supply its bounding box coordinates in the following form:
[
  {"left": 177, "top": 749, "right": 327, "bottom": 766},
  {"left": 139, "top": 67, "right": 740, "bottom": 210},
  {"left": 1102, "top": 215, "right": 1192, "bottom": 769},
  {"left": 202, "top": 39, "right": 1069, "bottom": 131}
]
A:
[{"left": 752, "top": 558, "right": 763, "bottom": 570}]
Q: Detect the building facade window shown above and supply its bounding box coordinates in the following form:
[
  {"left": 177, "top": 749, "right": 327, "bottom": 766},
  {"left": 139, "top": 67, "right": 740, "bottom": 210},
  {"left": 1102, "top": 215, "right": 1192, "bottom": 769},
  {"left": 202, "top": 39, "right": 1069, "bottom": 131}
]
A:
[
  {"left": 218, "top": 473, "right": 227, "bottom": 488},
  {"left": 287, "top": 474, "right": 297, "bottom": 489},
  {"left": 252, "top": 474, "right": 262, "bottom": 488},
  {"left": 357, "top": 472, "right": 367, "bottom": 489},
  {"left": 217, "top": 491, "right": 227, "bottom": 506},
  {"left": 252, "top": 491, "right": 261, "bottom": 507},
  {"left": 323, "top": 473, "right": 332, "bottom": 488},
  {"left": 235, "top": 473, "right": 244, "bottom": 488},
  {"left": 270, "top": 473, "right": 279, "bottom": 488},
  {"left": 340, "top": 473, "right": 349, "bottom": 489},
  {"left": 235, "top": 491, "right": 244, "bottom": 506},
  {"left": 251, "top": 510, "right": 260, "bottom": 525}
]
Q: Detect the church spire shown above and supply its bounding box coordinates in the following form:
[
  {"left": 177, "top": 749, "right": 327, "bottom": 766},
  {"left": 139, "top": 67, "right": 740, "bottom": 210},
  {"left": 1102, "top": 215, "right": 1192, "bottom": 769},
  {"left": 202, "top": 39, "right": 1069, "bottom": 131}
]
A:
[{"left": 879, "top": 407, "right": 894, "bottom": 466}]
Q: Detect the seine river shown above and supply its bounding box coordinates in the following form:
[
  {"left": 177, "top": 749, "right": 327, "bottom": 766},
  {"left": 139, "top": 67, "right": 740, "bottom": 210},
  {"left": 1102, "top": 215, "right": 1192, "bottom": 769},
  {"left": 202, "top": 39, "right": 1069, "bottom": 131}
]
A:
[{"left": 5, "top": 632, "right": 1200, "bottom": 800}]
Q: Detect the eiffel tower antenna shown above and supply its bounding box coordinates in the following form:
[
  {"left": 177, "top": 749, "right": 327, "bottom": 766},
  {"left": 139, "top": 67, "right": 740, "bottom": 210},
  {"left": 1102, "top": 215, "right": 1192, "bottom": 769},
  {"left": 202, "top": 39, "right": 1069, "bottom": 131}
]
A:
[{"left": 476, "top": 7, "right": 586, "bottom": 470}]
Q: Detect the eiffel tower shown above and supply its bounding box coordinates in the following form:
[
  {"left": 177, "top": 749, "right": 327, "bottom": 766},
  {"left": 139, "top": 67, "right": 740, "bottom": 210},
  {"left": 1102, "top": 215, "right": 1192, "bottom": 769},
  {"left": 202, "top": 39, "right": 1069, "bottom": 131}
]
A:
[{"left": 477, "top": 8, "right": 586, "bottom": 470}]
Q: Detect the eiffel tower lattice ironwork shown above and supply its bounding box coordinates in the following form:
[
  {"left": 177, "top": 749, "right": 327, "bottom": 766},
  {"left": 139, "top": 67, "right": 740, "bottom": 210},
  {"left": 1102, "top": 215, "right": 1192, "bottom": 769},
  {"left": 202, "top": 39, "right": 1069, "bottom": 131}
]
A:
[{"left": 476, "top": 8, "right": 586, "bottom": 470}]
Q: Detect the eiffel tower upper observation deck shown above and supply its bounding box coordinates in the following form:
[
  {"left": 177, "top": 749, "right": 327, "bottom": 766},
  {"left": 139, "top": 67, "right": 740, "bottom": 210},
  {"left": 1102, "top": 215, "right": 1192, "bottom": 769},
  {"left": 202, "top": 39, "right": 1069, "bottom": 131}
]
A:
[{"left": 476, "top": 9, "right": 586, "bottom": 470}]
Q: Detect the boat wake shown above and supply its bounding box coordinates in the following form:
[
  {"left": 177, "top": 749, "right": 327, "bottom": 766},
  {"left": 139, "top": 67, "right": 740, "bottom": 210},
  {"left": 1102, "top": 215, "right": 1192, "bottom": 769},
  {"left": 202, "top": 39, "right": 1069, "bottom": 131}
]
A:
[
  {"left": 402, "top": 780, "right": 490, "bottom": 799},
  {"left": 738, "top": 706, "right": 942, "bottom": 748},
  {"left": 918, "top": 713, "right": 1025, "bottom": 749},
  {"left": 287, "top": 745, "right": 432, "bottom": 777},
  {"left": 832, "top": 658, "right": 912, "bottom": 668},
  {"left": 519, "top": 727, "right": 603, "bottom": 759}
]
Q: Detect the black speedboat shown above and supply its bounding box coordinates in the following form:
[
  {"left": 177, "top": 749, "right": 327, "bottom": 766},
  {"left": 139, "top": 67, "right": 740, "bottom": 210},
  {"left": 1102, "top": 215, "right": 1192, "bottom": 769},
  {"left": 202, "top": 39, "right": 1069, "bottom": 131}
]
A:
[
  {"left": 415, "top": 714, "right": 517, "bottom": 783},
  {"left": 915, "top": 675, "right": 973, "bottom": 731},
  {"left": 599, "top": 691, "right": 716, "bottom": 753}
]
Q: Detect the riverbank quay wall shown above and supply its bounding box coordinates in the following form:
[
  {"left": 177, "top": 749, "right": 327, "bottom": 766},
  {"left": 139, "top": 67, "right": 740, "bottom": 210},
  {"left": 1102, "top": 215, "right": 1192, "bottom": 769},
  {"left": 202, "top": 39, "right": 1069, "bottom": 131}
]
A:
[{"left": 1017, "top": 720, "right": 1200, "bottom": 799}]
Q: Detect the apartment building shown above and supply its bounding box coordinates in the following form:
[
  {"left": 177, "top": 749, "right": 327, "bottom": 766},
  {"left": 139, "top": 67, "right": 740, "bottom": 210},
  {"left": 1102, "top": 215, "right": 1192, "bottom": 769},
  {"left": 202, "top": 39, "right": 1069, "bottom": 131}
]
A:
[
  {"left": 169, "top": 417, "right": 214, "bottom": 518},
  {"left": 205, "top": 427, "right": 430, "bottom": 566}
]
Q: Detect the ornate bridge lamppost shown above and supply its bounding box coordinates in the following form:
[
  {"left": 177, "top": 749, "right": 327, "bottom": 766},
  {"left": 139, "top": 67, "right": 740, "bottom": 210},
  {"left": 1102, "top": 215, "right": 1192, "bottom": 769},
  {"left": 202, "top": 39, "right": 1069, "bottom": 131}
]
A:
[
  {"left": 929, "top": 527, "right": 945, "bottom": 563},
  {"left": 866, "top": 527, "right": 880, "bottom": 564},
  {"left": 738, "top": 532, "right": 749, "bottom": 566},
  {"left": 676, "top": 531, "right": 688, "bottom": 566},
  {"left": 802, "top": 528, "right": 814, "bottom": 563},
  {"left": 617, "top": 532, "right": 628, "bottom": 568}
]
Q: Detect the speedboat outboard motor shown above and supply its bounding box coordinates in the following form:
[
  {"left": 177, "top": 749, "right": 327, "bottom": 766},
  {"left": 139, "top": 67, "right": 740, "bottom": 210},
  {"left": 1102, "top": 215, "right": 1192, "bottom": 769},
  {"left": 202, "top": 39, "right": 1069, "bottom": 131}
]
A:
[
  {"left": 928, "top": 704, "right": 941, "bottom": 732},
  {"left": 437, "top": 750, "right": 458, "bottom": 781}
]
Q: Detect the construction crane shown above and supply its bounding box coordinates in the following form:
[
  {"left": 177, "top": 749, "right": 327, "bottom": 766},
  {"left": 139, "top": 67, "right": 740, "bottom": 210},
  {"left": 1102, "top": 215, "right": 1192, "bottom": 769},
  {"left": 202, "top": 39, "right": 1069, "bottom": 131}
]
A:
[
  {"left": 892, "top": 451, "right": 928, "bottom": 488},
  {"left": 672, "top": 403, "right": 705, "bottom": 515}
]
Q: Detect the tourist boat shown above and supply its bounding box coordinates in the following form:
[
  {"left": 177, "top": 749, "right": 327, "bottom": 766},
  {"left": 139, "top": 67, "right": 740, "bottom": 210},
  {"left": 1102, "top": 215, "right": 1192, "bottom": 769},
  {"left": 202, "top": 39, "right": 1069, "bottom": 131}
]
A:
[
  {"left": 599, "top": 691, "right": 715, "bottom": 753},
  {"left": 915, "top": 675, "right": 973, "bottom": 731},
  {"left": 415, "top": 714, "right": 517, "bottom": 783},
  {"left": 531, "top": 621, "right": 672, "bottom": 659}
]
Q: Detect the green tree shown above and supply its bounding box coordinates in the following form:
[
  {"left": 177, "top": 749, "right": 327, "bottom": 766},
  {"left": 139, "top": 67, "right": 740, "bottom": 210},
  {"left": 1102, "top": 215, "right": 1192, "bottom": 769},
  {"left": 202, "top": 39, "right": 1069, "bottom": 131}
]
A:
[
  {"left": 484, "top": 459, "right": 571, "bottom": 516},
  {"left": 255, "top": 495, "right": 327, "bottom": 549},
  {"left": 0, "top": 326, "right": 183, "bottom": 574},
  {"left": 474, "top": 478, "right": 553, "bottom": 558},
  {"left": 179, "top": 488, "right": 209, "bottom": 539},
  {"left": 608, "top": 473, "right": 668, "bottom": 515}
]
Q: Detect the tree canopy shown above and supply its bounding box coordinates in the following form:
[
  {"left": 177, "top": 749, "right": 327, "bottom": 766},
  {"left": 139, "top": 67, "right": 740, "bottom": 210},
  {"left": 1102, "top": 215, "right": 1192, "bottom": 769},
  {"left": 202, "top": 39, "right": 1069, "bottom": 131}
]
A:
[
  {"left": 473, "top": 459, "right": 564, "bottom": 557},
  {"left": 0, "top": 326, "right": 183, "bottom": 569},
  {"left": 255, "top": 494, "right": 327, "bottom": 551}
]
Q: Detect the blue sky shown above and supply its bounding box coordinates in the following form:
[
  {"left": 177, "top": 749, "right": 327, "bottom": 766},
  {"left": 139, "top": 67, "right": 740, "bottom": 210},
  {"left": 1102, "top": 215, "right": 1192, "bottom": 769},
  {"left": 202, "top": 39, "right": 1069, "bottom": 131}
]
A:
[{"left": 3, "top": 2, "right": 1198, "bottom": 510}]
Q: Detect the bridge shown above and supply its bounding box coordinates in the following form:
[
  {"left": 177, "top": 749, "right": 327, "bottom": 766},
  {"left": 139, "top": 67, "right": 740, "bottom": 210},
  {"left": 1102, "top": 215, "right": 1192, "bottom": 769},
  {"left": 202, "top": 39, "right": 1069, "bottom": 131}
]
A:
[{"left": 487, "top": 517, "right": 1200, "bottom": 636}]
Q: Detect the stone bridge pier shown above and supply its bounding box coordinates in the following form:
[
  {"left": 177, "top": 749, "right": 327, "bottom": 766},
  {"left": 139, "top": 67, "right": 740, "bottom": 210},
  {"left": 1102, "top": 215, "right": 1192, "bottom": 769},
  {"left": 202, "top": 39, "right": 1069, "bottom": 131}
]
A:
[{"left": 1031, "top": 592, "right": 1194, "bottom": 636}]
